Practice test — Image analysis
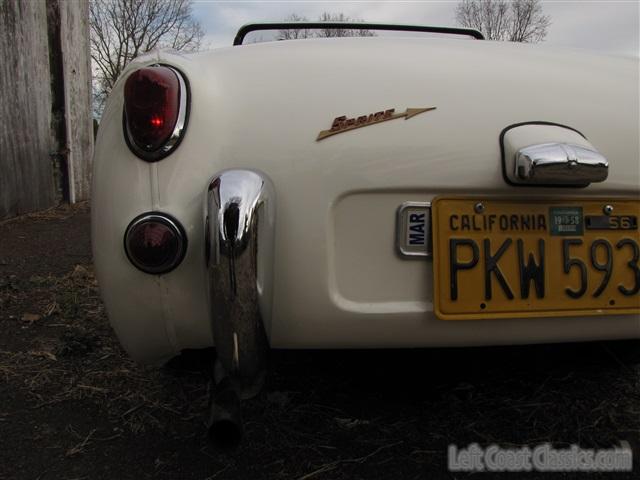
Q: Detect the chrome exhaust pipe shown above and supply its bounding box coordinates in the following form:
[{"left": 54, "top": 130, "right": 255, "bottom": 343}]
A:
[
  {"left": 206, "top": 169, "right": 276, "bottom": 400},
  {"left": 207, "top": 376, "right": 243, "bottom": 449}
]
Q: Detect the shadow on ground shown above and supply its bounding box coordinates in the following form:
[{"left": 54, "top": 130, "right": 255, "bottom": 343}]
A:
[{"left": 0, "top": 204, "right": 638, "bottom": 479}]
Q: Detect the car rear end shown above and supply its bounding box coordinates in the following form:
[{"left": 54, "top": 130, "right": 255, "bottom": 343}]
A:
[{"left": 92, "top": 35, "right": 639, "bottom": 371}]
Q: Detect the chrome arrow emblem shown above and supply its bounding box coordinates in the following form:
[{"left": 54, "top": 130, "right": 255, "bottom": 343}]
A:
[{"left": 316, "top": 106, "right": 436, "bottom": 141}]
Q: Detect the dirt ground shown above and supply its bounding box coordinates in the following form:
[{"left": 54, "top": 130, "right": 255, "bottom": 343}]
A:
[{"left": 0, "top": 203, "right": 638, "bottom": 480}]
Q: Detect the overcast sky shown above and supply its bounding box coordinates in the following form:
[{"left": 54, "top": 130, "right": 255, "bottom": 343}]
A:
[{"left": 192, "top": 1, "right": 639, "bottom": 57}]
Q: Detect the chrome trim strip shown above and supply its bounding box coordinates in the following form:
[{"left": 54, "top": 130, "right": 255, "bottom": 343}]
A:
[
  {"left": 162, "top": 67, "right": 188, "bottom": 154},
  {"left": 515, "top": 143, "right": 608, "bottom": 185},
  {"left": 206, "top": 170, "right": 276, "bottom": 399},
  {"left": 396, "top": 201, "right": 432, "bottom": 258}
]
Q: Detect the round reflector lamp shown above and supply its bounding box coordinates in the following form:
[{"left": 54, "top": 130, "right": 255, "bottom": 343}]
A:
[{"left": 124, "top": 213, "right": 186, "bottom": 274}]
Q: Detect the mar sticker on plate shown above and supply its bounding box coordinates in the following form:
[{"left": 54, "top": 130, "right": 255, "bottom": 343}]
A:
[{"left": 396, "top": 202, "right": 431, "bottom": 257}]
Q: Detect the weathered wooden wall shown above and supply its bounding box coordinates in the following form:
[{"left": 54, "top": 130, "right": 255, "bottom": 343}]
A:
[
  {"left": 60, "top": 0, "right": 93, "bottom": 202},
  {"left": 0, "top": 0, "right": 56, "bottom": 219},
  {"left": 0, "top": 0, "right": 93, "bottom": 219}
]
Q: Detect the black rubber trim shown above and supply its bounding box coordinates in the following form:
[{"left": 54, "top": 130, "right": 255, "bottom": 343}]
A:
[
  {"left": 122, "top": 64, "right": 191, "bottom": 163},
  {"left": 123, "top": 211, "right": 188, "bottom": 275},
  {"left": 499, "top": 121, "right": 589, "bottom": 189},
  {"left": 233, "top": 22, "right": 484, "bottom": 45}
]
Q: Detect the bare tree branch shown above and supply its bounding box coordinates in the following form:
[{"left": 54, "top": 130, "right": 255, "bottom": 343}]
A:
[
  {"left": 277, "top": 14, "right": 312, "bottom": 40},
  {"left": 455, "top": 0, "right": 550, "bottom": 43},
  {"left": 90, "top": 0, "right": 203, "bottom": 116},
  {"left": 276, "top": 12, "right": 377, "bottom": 41}
]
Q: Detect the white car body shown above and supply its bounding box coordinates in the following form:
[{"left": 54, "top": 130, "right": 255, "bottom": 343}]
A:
[{"left": 92, "top": 32, "right": 640, "bottom": 368}]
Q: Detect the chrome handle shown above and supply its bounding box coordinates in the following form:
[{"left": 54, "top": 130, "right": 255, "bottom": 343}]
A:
[{"left": 515, "top": 143, "right": 608, "bottom": 185}]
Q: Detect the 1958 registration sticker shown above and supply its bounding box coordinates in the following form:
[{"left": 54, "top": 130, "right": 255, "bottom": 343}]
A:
[{"left": 431, "top": 197, "right": 640, "bottom": 320}]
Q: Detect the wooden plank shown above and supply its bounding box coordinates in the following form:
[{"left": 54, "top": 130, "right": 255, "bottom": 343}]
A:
[
  {"left": 0, "top": 0, "right": 57, "bottom": 219},
  {"left": 60, "top": 0, "right": 93, "bottom": 202}
]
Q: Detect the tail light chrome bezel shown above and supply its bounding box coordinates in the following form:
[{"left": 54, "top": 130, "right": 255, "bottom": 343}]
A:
[
  {"left": 124, "top": 212, "right": 187, "bottom": 274},
  {"left": 122, "top": 65, "right": 190, "bottom": 162}
]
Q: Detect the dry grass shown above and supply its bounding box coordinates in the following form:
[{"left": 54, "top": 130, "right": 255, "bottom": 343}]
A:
[
  {"left": 0, "top": 264, "right": 210, "bottom": 441},
  {"left": 0, "top": 209, "right": 638, "bottom": 479},
  {"left": 0, "top": 201, "right": 89, "bottom": 226}
]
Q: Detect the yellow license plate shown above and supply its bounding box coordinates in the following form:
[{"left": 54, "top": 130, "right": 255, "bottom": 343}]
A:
[{"left": 432, "top": 197, "right": 640, "bottom": 320}]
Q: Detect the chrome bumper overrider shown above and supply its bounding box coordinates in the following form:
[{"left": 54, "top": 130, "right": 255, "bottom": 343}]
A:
[{"left": 206, "top": 169, "right": 276, "bottom": 400}]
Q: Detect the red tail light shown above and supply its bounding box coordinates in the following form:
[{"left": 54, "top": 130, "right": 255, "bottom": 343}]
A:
[
  {"left": 123, "top": 66, "right": 188, "bottom": 161},
  {"left": 124, "top": 213, "right": 187, "bottom": 274}
]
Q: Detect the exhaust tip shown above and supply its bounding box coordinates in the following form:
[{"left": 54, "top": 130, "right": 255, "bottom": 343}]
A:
[
  {"left": 208, "top": 418, "right": 243, "bottom": 449},
  {"left": 207, "top": 377, "right": 243, "bottom": 449}
]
